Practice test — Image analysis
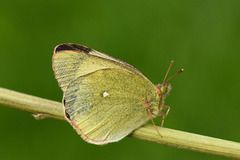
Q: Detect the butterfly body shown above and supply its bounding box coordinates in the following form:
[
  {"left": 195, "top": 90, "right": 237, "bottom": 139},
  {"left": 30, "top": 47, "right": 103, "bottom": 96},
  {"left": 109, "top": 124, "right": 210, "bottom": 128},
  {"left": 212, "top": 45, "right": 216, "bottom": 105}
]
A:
[{"left": 52, "top": 43, "right": 172, "bottom": 145}]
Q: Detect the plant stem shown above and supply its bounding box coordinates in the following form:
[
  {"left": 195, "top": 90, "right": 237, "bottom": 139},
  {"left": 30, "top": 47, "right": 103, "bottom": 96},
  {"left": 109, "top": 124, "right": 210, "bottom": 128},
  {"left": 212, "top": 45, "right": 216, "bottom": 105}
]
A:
[{"left": 0, "top": 87, "right": 239, "bottom": 159}]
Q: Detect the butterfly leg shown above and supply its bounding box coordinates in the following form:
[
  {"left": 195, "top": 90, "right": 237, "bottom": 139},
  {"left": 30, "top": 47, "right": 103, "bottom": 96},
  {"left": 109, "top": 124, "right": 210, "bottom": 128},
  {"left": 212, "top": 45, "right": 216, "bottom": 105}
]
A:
[
  {"left": 143, "top": 100, "right": 162, "bottom": 137},
  {"left": 160, "top": 105, "right": 170, "bottom": 127}
]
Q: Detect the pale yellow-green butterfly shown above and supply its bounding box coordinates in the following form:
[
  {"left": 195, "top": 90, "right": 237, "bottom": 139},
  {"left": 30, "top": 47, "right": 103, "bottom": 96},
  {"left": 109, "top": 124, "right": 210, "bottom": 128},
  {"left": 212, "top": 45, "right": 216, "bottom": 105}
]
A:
[{"left": 52, "top": 43, "right": 183, "bottom": 145}]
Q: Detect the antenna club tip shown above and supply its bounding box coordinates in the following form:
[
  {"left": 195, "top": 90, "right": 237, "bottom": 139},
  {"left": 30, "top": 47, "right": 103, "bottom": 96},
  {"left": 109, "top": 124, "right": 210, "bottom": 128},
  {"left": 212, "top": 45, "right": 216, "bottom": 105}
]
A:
[{"left": 181, "top": 69, "right": 184, "bottom": 72}]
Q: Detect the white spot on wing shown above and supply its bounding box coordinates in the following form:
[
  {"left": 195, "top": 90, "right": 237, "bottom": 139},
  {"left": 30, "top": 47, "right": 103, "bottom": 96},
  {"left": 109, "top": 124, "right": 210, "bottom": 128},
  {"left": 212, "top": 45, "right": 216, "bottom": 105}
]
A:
[{"left": 103, "top": 91, "right": 109, "bottom": 97}]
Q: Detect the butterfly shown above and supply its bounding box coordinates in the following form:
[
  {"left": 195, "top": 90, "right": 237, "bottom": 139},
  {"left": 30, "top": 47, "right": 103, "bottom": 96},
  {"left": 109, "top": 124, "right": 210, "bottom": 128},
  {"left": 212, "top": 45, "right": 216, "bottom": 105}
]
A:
[{"left": 52, "top": 43, "right": 183, "bottom": 145}]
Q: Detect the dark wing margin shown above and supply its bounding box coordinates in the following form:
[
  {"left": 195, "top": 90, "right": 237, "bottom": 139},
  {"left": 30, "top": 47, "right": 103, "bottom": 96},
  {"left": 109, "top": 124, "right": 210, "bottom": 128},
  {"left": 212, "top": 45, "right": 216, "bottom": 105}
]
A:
[{"left": 55, "top": 43, "right": 92, "bottom": 54}]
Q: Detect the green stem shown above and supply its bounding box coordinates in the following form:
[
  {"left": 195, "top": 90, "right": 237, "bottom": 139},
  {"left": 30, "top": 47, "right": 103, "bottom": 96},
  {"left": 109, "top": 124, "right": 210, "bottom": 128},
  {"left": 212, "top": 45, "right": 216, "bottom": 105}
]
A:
[{"left": 0, "top": 87, "right": 239, "bottom": 159}]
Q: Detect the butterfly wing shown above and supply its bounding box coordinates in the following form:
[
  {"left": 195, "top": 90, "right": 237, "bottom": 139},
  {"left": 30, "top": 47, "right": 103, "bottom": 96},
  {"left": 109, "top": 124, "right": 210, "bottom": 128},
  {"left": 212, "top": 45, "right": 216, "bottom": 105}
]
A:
[
  {"left": 64, "top": 68, "right": 160, "bottom": 144},
  {"left": 52, "top": 43, "right": 160, "bottom": 144},
  {"left": 52, "top": 43, "right": 150, "bottom": 92}
]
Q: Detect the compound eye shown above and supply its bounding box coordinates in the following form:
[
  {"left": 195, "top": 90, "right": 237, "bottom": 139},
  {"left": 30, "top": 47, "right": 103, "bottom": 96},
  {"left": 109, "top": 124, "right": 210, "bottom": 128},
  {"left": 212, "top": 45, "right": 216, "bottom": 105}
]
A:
[{"left": 160, "top": 86, "right": 168, "bottom": 94}]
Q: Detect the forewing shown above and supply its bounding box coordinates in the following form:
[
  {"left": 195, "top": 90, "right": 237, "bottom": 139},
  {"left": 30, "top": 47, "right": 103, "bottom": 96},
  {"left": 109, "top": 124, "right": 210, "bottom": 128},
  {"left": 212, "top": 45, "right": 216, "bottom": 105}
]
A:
[
  {"left": 64, "top": 68, "right": 160, "bottom": 144},
  {"left": 52, "top": 43, "right": 150, "bottom": 92}
]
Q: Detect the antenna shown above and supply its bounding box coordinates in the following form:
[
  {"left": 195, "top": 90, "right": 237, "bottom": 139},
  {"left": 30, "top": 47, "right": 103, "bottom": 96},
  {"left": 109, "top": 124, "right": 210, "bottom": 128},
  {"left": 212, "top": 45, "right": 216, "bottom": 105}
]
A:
[
  {"left": 163, "top": 60, "right": 174, "bottom": 83},
  {"left": 163, "top": 69, "right": 184, "bottom": 85}
]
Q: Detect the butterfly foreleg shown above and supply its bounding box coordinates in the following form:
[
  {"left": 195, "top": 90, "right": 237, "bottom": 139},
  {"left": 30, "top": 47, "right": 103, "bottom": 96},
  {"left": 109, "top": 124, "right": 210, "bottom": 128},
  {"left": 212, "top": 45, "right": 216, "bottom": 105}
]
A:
[
  {"left": 160, "top": 105, "right": 170, "bottom": 127},
  {"left": 143, "top": 100, "right": 162, "bottom": 137}
]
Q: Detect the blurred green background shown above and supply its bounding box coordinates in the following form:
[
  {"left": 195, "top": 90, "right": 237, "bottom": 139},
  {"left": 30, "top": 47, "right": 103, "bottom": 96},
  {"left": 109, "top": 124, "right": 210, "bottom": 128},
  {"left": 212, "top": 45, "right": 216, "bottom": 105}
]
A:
[{"left": 0, "top": 0, "right": 240, "bottom": 159}]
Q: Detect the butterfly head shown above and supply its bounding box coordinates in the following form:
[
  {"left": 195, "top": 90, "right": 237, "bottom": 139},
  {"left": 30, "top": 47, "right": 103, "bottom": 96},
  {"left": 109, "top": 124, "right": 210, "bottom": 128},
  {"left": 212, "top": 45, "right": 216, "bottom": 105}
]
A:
[
  {"left": 156, "top": 61, "right": 184, "bottom": 110},
  {"left": 157, "top": 83, "right": 172, "bottom": 97}
]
